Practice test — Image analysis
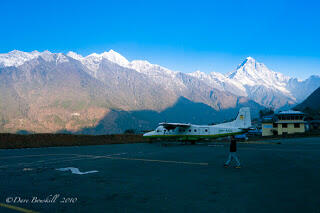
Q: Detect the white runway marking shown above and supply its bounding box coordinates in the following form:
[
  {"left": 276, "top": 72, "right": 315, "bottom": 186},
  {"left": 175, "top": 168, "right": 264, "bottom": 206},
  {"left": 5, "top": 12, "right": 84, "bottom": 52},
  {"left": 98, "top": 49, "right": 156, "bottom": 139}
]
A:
[
  {"left": 56, "top": 167, "right": 98, "bottom": 175},
  {"left": 103, "top": 156, "right": 209, "bottom": 165},
  {"left": 240, "top": 147, "right": 320, "bottom": 152},
  {"left": 0, "top": 153, "right": 129, "bottom": 168},
  {"left": 0, "top": 153, "right": 79, "bottom": 160},
  {"left": 0, "top": 152, "right": 208, "bottom": 168}
]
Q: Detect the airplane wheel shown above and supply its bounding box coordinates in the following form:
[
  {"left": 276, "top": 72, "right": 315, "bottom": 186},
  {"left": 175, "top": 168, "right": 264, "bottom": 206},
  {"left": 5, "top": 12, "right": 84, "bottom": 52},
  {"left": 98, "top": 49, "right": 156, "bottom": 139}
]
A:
[{"left": 191, "top": 141, "right": 195, "bottom": 145}]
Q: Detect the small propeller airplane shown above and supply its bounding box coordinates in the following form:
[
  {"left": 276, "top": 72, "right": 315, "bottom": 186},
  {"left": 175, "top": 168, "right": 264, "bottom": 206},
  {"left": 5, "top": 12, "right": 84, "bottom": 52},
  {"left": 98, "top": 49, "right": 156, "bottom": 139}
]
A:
[{"left": 143, "top": 107, "right": 252, "bottom": 143}]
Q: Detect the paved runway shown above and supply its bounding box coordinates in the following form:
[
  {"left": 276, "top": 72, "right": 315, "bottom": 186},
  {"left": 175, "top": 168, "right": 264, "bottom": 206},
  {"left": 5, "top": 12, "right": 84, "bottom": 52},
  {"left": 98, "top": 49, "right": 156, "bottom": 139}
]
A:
[{"left": 0, "top": 137, "right": 320, "bottom": 212}]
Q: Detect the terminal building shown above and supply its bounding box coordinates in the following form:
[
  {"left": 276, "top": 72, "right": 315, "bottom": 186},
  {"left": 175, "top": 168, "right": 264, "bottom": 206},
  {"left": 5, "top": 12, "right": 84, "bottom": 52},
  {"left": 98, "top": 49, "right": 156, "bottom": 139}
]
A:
[{"left": 262, "top": 110, "right": 306, "bottom": 136}]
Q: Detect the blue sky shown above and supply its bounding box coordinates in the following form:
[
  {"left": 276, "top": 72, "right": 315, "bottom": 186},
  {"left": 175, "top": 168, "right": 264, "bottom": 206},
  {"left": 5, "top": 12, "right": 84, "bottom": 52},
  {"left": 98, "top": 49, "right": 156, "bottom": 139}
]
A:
[{"left": 1, "top": 0, "right": 319, "bottom": 79}]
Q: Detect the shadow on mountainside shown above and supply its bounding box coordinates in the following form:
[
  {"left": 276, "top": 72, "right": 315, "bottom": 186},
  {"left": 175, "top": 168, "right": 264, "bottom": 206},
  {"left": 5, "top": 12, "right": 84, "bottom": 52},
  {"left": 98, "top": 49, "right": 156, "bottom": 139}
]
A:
[{"left": 70, "top": 97, "right": 263, "bottom": 135}]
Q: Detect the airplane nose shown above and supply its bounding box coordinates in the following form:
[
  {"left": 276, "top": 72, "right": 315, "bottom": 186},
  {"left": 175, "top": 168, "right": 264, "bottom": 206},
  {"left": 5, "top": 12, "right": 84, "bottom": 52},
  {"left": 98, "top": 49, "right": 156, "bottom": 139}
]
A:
[{"left": 143, "top": 131, "right": 154, "bottom": 137}]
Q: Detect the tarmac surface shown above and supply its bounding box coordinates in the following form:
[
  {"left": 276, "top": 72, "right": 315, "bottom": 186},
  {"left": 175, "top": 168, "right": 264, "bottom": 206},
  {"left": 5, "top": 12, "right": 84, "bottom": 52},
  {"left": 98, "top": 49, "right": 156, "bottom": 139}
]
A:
[{"left": 0, "top": 137, "right": 320, "bottom": 213}]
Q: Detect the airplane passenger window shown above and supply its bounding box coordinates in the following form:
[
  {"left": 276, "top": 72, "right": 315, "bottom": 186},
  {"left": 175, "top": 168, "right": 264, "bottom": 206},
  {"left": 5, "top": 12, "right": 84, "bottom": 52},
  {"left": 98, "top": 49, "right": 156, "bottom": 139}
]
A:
[
  {"left": 194, "top": 129, "right": 197, "bottom": 132},
  {"left": 189, "top": 129, "right": 191, "bottom": 132},
  {"left": 205, "top": 129, "right": 208, "bottom": 132}
]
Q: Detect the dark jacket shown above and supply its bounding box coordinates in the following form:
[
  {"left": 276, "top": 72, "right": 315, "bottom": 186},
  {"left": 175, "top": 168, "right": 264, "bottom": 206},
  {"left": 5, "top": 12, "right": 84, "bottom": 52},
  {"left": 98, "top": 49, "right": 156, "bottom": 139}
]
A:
[{"left": 230, "top": 139, "right": 237, "bottom": 152}]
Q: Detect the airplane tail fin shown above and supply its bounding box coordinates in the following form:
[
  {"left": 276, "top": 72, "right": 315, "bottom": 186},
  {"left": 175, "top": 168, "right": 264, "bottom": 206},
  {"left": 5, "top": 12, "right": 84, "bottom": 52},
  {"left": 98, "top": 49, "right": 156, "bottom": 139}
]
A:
[{"left": 235, "top": 107, "right": 251, "bottom": 128}]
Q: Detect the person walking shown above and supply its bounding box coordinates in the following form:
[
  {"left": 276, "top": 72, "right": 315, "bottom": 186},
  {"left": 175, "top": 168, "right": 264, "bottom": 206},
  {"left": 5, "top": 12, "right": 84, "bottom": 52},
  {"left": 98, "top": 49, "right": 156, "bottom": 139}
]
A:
[{"left": 224, "top": 135, "right": 241, "bottom": 168}]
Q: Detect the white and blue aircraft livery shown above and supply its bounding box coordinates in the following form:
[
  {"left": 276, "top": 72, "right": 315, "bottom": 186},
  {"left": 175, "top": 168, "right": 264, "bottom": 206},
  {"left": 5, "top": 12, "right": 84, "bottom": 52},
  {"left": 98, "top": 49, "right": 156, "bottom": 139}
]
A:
[{"left": 143, "top": 107, "right": 252, "bottom": 141}]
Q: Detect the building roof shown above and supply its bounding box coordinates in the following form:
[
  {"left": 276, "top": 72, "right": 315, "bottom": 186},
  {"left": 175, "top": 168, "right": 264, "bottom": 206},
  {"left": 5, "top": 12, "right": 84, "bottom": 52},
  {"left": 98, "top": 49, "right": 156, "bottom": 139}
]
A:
[
  {"left": 277, "top": 110, "right": 304, "bottom": 115},
  {"left": 275, "top": 121, "right": 306, "bottom": 124}
]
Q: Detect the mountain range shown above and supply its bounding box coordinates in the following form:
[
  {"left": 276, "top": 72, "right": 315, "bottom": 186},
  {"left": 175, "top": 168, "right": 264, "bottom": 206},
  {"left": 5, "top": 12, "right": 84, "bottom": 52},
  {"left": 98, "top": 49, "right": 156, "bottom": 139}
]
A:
[
  {"left": 0, "top": 50, "right": 319, "bottom": 134},
  {"left": 295, "top": 86, "right": 320, "bottom": 118}
]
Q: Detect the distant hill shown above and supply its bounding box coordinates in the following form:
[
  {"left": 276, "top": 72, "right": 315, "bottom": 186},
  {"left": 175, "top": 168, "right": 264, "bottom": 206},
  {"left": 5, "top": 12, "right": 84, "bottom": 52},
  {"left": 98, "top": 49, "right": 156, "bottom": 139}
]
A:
[{"left": 294, "top": 87, "right": 320, "bottom": 118}]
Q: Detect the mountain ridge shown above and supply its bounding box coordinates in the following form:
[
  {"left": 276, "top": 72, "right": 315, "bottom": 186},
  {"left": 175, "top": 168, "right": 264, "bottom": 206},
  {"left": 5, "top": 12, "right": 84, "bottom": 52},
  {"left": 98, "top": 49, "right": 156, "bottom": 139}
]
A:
[
  {"left": 0, "top": 50, "right": 319, "bottom": 134},
  {"left": 1, "top": 50, "right": 319, "bottom": 109}
]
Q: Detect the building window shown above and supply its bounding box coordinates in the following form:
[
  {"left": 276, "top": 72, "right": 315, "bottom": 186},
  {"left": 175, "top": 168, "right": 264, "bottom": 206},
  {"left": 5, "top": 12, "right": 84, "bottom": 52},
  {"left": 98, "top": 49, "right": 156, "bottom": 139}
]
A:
[
  {"left": 294, "top": 123, "right": 300, "bottom": 128},
  {"left": 273, "top": 123, "right": 278, "bottom": 128},
  {"left": 282, "top": 123, "right": 288, "bottom": 128}
]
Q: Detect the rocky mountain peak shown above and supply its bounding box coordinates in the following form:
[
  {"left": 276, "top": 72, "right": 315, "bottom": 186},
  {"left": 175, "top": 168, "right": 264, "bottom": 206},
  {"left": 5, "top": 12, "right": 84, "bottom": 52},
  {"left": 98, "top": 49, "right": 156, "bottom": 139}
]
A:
[{"left": 100, "top": 50, "right": 130, "bottom": 67}]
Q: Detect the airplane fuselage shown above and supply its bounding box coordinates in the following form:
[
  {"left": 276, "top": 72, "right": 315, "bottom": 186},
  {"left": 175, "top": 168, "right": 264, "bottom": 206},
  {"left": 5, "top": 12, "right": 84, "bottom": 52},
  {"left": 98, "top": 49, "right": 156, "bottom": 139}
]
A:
[{"left": 143, "top": 124, "right": 245, "bottom": 140}]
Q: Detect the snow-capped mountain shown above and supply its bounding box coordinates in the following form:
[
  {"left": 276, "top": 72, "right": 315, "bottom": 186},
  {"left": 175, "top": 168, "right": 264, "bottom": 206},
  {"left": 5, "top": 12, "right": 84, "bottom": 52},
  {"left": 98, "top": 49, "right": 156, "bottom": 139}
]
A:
[
  {"left": 1, "top": 49, "right": 319, "bottom": 134},
  {"left": 189, "top": 70, "right": 247, "bottom": 97},
  {"left": 66, "top": 50, "right": 320, "bottom": 109},
  {"left": 67, "top": 50, "right": 130, "bottom": 73},
  {"left": 0, "top": 49, "right": 264, "bottom": 134},
  {"left": 1, "top": 49, "right": 319, "bottom": 110},
  {"left": 67, "top": 50, "right": 186, "bottom": 93},
  {"left": 227, "top": 57, "right": 291, "bottom": 95},
  {"left": 67, "top": 50, "right": 177, "bottom": 76},
  {"left": 189, "top": 57, "right": 320, "bottom": 108}
]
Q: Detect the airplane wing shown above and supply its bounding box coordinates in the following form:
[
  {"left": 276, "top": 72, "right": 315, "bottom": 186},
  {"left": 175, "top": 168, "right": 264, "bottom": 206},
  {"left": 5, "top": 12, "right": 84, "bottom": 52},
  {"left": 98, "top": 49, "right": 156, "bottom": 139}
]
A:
[
  {"left": 239, "top": 127, "right": 255, "bottom": 132},
  {"left": 159, "top": 122, "right": 191, "bottom": 130}
]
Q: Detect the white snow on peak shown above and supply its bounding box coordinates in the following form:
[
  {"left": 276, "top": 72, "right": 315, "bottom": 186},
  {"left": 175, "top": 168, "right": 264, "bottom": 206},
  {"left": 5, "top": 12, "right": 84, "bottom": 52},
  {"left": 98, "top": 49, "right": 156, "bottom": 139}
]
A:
[
  {"left": 246, "top": 56, "right": 255, "bottom": 61},
  {"left": 129, "top": 60, "right": 153, "bottom": 73},
  {"left": 39, "top": 50, "right": 55, "bottom": 62},
  {"left": 56, "top": 53, "right": 69, "bottom": 63},
  {"left": 0, "top": 50, "right": 41, "bottom": 67},
  {"left": 84, "top": 49, "right": 130, "bottom": 68},
  {"left": 187, "top": 56, "right": 300, "bottom": 102},
  {"left": 69, "top": 50, "right": 132, "bottom": 73},
  {"left": 188, "top": 70, "right": 246, "bottom": 94},
  {"left": 189, "top": 70, "right": 205, "bottom": 78},
  {"left": 227, "top": 57, "right": 291, "bottom": 94},
  {"left": 0, "top": 50, "right": 70, "bottom": 67},
  {"left": 1, "top": 49, "right": 316, "bottom": 108},
  {"left": 67, "top": 51, "right": 84, "bottom": 61},
  {"left": 129, "top": 60, "right": 178, "bottom": 82},
  {"left": 67, "top": 49, "right": 178, "bottom": 79},
  {"left": 101, "top": 49, "right": 130, "bottom": 67}
]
